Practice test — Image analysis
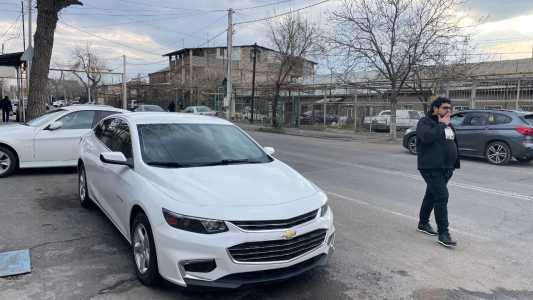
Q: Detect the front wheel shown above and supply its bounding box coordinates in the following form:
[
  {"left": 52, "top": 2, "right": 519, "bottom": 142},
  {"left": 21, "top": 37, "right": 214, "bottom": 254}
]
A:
[
  {"left": 132, "top": 212, "right": 160, "bottom": 286},
  {"left": 78, "top": 164, "right": 92, "bottom": 208},
  {"left": 486, "top": 141, "right": 511, "bottom": 165},
  {"left": 407, "top": 135, "right": 417, "bottom": 155},
  {"left": 0, "top": 146, "right": 17, "bottom": 178}
]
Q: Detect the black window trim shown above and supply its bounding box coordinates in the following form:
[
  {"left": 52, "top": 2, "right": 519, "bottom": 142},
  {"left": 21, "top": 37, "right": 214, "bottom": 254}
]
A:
[{"left": 93, "top": 116, "right": 135, "bottom": 167}]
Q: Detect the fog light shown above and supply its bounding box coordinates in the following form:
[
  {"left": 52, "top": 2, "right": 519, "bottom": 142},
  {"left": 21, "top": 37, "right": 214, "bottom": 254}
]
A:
[{"left": 182, "top": 259, "right": 217, "bottom": 273}]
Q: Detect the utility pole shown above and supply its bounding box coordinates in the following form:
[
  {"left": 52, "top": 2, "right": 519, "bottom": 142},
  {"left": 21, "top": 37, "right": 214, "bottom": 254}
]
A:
[
  {"left": 353, "top": 90, "right": 358, "bottom": 132},
  {"left": 27, "top": 0, "right": 32, "bottom": 48},
  {"left": 122, "top": 55, "right": 127, "bottom": 109},
  {"left": 250, "top": 43, "right": 257, "bottom": 124},
  {"left": 225, "top": 8, "right": 234, "bottom": 119},
  {"left": 21, "top": 1, "right": 25, "bottom": 50}
]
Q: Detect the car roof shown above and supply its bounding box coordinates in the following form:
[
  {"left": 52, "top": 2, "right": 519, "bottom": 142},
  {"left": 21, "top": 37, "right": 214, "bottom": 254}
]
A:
[
  {"left": 120, "top": 112, "right": 232, "bottom": 125},
  {"left": 455, "top": 109, "right": 523, "bottom": 114},
  {"left": 63, "top": 105, "right": 126, "bottom": 112}
]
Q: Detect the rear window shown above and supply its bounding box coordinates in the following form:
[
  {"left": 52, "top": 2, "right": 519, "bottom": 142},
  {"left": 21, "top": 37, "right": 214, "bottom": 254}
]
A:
[
  {"left": 489, "top": 113, "right": 512, "bottom": 125},
  {"left": 524, "top": 114, "right": 533, "bottom": 125}
]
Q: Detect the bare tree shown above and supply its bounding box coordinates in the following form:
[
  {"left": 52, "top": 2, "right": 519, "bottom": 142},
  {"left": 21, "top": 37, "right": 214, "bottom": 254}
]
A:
[
  {"left": 28, "top": 0, "right": 83, "bottom": 119},
  {"left": 329, "top": 0, "right": 466, "bottom": 139},
  {"left": 269, "top": 13, "right": 318, "bottom": 127},
  {"left": 406, "top": 37, "right": 479, "bottom": 113},
  {"left": 71, "top": 44, "right": 108, "bottom": 103}
]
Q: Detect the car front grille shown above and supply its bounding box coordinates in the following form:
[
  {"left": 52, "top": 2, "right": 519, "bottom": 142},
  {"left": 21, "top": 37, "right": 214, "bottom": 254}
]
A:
[
  {"left": 228, "top": 229, "right": 327, "bottom": 263},
  {"left": 230, "top": 210, "right": 318, "bottom": 231}
]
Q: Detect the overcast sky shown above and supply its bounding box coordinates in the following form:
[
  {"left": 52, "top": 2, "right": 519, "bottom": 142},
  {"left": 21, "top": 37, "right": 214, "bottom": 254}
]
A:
[{"left": 1, "top": 0, "right": 533, "bottom": 81}]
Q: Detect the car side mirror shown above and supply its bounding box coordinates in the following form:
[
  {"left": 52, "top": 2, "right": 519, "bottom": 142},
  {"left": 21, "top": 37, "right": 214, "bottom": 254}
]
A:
[
  {"left": 48, "top": 121, "right": 63, "bottom": 130},
  {"left": 264, "top": 147, "right": 276, "bottom": 156},
  {"left": 100, "top": 152, "right": 132, "bottom": 167}
]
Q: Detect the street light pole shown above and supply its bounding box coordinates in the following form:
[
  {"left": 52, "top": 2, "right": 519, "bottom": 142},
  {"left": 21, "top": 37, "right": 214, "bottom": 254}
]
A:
[
  {"left": 226, "top": 8, "right": 234, "bottom": 119},
  {"left": 251, "top": 43, "right": 257, "bottom": 124}
]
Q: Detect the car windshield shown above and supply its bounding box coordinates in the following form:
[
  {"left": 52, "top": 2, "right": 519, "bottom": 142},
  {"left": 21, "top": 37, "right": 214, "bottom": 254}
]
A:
[
  {"left": 196, "top": 106, "right": 211, "bottom": 112},
  {"left": 138, "top": 124, "right": 272, "bottom": 167},
  {"left": 26, "top": 109, "right": 66, "bottom": 127}
]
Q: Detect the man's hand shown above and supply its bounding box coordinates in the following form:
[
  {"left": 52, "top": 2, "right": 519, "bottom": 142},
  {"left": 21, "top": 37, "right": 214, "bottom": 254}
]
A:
[{"left": 439, "top": 112, "right": 451, "bottom": 126}]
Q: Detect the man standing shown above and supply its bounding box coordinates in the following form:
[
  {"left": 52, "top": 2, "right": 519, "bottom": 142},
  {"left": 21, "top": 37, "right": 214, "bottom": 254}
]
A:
[
  {"left": 0, "top": 96, "right": 12, "bottom": 123},
  {"left": 167, "top": 101, "right": 176, "bottom": 112},
  {"left": 416, "top": 97, "right": 460, "bottom": 248}
]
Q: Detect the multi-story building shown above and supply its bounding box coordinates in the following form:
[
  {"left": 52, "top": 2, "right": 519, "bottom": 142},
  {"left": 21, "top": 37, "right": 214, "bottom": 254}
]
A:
[{"left": 151, "top": 45, "right": 316, "bottom": 107}]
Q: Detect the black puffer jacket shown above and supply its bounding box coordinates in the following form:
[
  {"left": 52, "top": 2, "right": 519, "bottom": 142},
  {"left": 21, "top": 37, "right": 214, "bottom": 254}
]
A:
[{"left": 416, "top": 114, "right": 460, "bottom": 170}]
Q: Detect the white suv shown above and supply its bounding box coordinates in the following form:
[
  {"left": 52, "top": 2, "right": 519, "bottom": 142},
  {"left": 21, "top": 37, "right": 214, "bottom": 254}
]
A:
[{"left": 78, "top": 112, "right": 335, "bottom": 288}]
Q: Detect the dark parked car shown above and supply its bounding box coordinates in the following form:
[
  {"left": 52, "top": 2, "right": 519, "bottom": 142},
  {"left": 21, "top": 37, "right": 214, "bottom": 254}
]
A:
[{"left": 403, "top": 110, "right": 533, "bottom": 165}]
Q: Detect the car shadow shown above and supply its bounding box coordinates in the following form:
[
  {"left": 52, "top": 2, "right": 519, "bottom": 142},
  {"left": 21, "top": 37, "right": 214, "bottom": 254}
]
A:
[{"left": 14, "top": 167, "right": 77, "bottom": 177}]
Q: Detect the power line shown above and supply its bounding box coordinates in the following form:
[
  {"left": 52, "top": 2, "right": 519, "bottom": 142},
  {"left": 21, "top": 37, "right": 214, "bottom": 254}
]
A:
[
  {"left": 235, "top": 0, "right": 295, "bottom": 11},
  {"left": 58, "top": 21, "right": 168, "bottom": 57},
  {"left": 0, "top": 12, "right": 21, "bottom": 42},
  {"left": 234, "top": 0, "right": 331, "bottom": 25},
  {"left": 196, "top": 29, "right": 227, "bottom": 48}
]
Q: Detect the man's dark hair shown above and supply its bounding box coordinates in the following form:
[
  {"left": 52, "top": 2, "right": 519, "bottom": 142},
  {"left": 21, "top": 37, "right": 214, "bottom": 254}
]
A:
[{"left": 431, "top": 96, "right": 451, "bottom": 111}]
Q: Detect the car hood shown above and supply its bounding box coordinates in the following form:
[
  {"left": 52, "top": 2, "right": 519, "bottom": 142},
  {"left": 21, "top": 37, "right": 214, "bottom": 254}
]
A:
[
  {"left": 0, "top": 124, "right": 36, "bottom": 139},
  {"left": 144, "top": 160, "right": 320, "bottom": 208}
]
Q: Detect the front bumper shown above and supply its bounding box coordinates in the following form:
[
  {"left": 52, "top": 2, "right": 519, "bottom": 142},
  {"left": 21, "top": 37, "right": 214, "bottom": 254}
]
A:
[{"left": 153, "top": 211, "right": 335, "bottom": 288}]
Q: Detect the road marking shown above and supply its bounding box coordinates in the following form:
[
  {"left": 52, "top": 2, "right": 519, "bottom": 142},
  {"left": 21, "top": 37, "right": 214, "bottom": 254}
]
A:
[
  {"left": 326, "top": 191, "right": 490, "bottom": 241},
  {"left": 281, "top": 151, "right": 533, "bottom": 203}
]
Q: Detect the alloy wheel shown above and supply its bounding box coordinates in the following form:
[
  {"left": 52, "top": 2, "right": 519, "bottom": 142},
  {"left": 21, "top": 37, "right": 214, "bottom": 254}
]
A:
[
  {"left": 133, "top": 224, "right": 151, "bottom": 275},
  {"left": 79, "top": 169, "right": 86, "bottom": 202},
  {"left": 408, "top": 136, "right": 417, "bottom": 154},
  {"left": 0, "top": 150, "right": 12, "bottom": 176},
  {"left": 487, "top": 143, "right": 509, "bottom": 164}
]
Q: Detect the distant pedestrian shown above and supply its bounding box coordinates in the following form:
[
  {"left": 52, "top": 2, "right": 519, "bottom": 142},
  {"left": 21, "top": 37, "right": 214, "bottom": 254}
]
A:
[
  {"left": 0, "top": 96, "right": 12, "bottom": 123},
  {"left": 416, "top": 96, "right": 460, "bottom": 248},
  {"left": 167, "top": 101, "right": 176, "bottom": 112}
]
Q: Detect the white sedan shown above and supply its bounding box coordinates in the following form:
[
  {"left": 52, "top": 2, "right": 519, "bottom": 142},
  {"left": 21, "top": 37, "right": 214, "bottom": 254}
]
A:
[
  {"left": 0, "top": 105, "right": 125, "bottom": 177},
  {"left": 78, "top": 112, "right": 335, "bottom": 288}
]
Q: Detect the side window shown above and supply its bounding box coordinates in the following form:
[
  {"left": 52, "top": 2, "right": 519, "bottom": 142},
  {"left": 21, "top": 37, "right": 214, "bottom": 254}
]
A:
[
  {"left": 381, "top": 111, "right": 391, "bottom": 116},
  {"left": 57, "top": 110, "right": 95, "bottom": 129},
  {"left": 463, "top": 113, "right": 489, "bottom": 126},
  {"left": 112, "top": 120, "right": 133, "bottom": 160},
  {"left": 93, "top": 111, "right": 120, "bottom": 127},
  {"left": 97, "top": 118, "right": 116, "bottom": 149},
  {"left": 489, "top": 113, "right": 512, "bottom": 125},
  {"left": 451, "top": 113, "right": 465, "bottom": 126},
  {"left": 97, "top": 118, "right": 133, "bottom": 160}
]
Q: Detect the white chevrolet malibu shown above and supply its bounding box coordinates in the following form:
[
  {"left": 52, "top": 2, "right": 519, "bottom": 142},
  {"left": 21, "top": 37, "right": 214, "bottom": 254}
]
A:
[
  {"left": 78, "top": 112, "right": 335, "bottom": 288},
  {"left": 0, "top": 105, "right": 125, "bottom": 177}
]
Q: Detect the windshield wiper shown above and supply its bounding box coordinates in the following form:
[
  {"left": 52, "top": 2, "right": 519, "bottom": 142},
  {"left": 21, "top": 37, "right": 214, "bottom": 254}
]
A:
[
  {"left": 200, "top": 159, "right": 264, "bottom": 166},
  {"left": 145, "top": 161, "right": 191, "bottom": 168}
]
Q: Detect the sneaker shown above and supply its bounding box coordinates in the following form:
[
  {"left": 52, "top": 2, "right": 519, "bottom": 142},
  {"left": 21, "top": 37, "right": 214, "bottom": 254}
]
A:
[
  {"left": 438, "top": 232, "right": 457, "bottom": 248},
  {"left": 417, "top": 223, "right": 437, "bottom": 236}
]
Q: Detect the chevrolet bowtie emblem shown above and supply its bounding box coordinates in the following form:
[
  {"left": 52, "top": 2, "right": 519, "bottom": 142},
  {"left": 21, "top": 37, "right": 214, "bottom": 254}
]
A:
[{"left": 281, "top": 229, "right": 297, "bottom": 240}]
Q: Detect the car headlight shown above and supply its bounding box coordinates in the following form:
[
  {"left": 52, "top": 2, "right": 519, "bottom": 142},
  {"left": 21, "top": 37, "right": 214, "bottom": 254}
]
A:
[
  {"left": 320, "top": 204, "right": 329, "bottom": 217},
  {"left": 405, "top": 128, "right": 414, "bottom": 135},
  {"left": 162, "top": 208, "right": 228, "bottom": 234}
]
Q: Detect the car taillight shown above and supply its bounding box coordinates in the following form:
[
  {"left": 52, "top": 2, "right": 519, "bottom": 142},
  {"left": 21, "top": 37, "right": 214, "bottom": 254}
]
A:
[{"left": 516, "top": 126, "right": 533, "bottom": 136}]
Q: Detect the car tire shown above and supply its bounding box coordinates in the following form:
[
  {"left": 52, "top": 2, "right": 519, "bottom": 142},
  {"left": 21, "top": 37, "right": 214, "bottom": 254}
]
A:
[
  {"left": 0, "top": 146, "right": 17, "bottom": 178},
  {"left": 486, "top": 141, "right": 511, "bottom": 165},
  {"left": 407, "top": 135, "right": 417, "bottom": 155},
  {"left": 78, "top": 163, "right": 92, "bottom": 208},
  {"left": 131, "top": 212, "right": 160, "bottom": 286}
]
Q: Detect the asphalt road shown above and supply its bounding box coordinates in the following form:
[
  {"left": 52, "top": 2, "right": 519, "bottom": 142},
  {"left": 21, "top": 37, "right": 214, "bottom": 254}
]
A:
[{"left": 1, "top": 131, "right": 533, "bottom": 299}]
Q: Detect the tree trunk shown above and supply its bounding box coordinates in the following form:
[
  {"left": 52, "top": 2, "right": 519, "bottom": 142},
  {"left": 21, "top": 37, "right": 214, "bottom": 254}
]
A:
[
  {"left": 28, "top": 1, "right": 59, "bottom": 120},
  {"left": 272, "top": 83, "right": 280, "bottom": 127},
  {"left": 390, "top": 95, "right": 398, "bottom": 140}
]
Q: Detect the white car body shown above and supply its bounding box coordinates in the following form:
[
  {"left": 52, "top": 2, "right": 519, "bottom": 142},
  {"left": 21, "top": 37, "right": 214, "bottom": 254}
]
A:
[
  {"left": 0, "top": 105, "right": 125, "bottom": 174},
  {"left": 183, "top": 106, "right": 217, "bottom": 116},
  {"left": 363, "top": 109, "right": 423, "bottom": 130},
  {"left": 79, "top": 113, "right": 335, "bottom": 288}
]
